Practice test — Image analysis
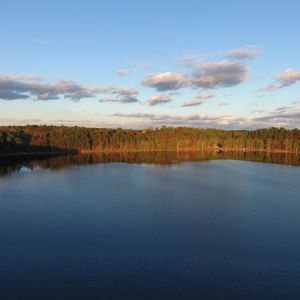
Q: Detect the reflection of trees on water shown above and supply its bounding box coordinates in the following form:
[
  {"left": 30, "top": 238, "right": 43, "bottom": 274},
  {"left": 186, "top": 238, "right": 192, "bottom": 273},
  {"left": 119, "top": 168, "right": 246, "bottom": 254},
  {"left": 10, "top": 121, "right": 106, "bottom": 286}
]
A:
[{"left": 1, "top": 151, "right": 300, "bottom": 178}]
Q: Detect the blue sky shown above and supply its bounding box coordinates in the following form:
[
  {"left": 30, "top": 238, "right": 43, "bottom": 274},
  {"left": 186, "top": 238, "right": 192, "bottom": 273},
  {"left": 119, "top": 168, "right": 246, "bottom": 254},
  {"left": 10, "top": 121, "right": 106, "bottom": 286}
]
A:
[{"left": 0, "top": 0, "right": 299, "bottom": 129}]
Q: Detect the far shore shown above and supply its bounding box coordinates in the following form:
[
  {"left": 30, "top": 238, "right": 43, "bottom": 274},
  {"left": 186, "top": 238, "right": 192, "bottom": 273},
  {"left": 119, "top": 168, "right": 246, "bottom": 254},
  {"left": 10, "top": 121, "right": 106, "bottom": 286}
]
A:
[
  {"left": 0, "top": 151, "right": 73, "bottom": 157},
  {"left": 0, "top": 148, "right": 299, "bottom": 157}
]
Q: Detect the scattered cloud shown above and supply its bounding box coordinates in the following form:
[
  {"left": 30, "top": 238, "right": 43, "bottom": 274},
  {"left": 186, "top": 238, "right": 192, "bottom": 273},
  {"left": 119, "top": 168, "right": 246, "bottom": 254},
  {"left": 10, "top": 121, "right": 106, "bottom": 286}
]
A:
[
  {"left": 2, "top": 46, "right": 299, "bottom": 130},
  {"left": 191, "top": 61, "right": 248, "bottom": 89},
  {"left": 145, "top": 93, "right": 171, "bottom": 106},
  {"left": 99, "top": 87, "right": 139, "bottom": 103},
  {"left": 143, "top": 71, "right": 188, "bottom": 91},
  {"left": 99, "top": 95, "right": 138, "bottom": 104},
  {"left": 113, "top": 87, "right": 138, "bottom": 96},
  {"left": 116, "top": 62, "right": 150, "bottom": 77},
  {"left": 225, "top": 46, "right": 261, "bottom": 60},
  {"left": 0, "top": 73, "right": 92, "bottom": 101},
  {"left": 116, "top": 68, "right": 130, "bottom": 76},
  {"left": 178, "top": 53, "right": 203, "bottom": 67},
  {"left": 0, "top": 72, "right": 138, "bottom": 102},
  {"left": 275, "top": 69, "right": 300, "bottom": 88},
  {"left": 263, "top": 68, "right": 300, "bottom": 91},
  {"left": 182, "top": 92, "right": 214, "bottom": 107}
]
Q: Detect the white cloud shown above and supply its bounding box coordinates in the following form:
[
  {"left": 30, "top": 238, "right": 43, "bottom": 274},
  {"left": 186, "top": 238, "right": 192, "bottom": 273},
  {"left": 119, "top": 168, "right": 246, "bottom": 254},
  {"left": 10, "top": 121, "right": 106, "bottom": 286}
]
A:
[
  {"left": 98, "top": 87, "right": 139, "bottom": 103},
  {"left": 0, "top": 73, "right": 92, "bottom": 101},
  {"left": 225, "top": 46, "right": 261, "bottom": 60},
  {"left": 191, "top": 61, "right": 248, "bottom": 89},
  {"left": 182, "top": 92, "right": 213, "bottom": 107},
  {"left": 99, "top": 95, "right": 138, "bottom": 104},
  {"left": 178, "top": 53, "right": 203, "bottom": 67},
  {"left": 143, "top": 71, "right": 188, "bottom": 91},
  {"left": 116, "top": 69, "right": 130, "bottom": 76},
  {"left": 145, "top": 93, "right": 171, "bottom": 106},
  {"left": 0, "top": 72, "right": 139, "bottom": 102},
  {"left": 264, "top": 68, "right": 300, "bottom": 91}
]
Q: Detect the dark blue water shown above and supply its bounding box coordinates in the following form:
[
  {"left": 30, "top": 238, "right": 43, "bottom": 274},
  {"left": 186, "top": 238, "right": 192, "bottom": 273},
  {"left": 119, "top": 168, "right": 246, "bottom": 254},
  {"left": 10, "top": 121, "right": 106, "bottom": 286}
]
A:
[{"left": 0, "top": 159, "right": 300, "bottom": 299}]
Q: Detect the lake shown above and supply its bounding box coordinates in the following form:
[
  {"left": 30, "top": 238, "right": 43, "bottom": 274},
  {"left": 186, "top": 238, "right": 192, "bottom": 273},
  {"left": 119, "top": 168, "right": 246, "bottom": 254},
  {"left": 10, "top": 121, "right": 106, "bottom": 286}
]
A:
[{"left": 0, "top": 152, "right": 300, "bottom": 299}]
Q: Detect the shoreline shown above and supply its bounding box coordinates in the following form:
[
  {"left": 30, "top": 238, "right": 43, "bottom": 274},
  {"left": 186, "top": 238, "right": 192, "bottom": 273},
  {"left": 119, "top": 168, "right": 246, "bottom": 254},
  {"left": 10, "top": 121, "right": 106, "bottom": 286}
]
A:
[
  {"left": 0, "top": 148, "right": 299, "bottom": 157},
  {"left": 0, "top": 151, "right": 73, "bottom": 157}
]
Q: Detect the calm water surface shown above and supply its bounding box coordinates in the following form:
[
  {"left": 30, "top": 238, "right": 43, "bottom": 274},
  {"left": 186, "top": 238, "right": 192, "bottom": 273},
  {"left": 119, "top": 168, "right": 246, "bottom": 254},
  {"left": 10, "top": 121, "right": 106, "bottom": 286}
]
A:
[{"left": 0, "top": 153, "right": 300, "bottom": 299}]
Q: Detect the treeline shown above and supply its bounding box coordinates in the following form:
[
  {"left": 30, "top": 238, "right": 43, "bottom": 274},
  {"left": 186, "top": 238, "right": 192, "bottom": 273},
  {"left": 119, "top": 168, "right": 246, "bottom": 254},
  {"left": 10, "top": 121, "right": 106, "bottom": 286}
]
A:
[{"left": 0, "top": 125, "right": 300, "bottom": 154}]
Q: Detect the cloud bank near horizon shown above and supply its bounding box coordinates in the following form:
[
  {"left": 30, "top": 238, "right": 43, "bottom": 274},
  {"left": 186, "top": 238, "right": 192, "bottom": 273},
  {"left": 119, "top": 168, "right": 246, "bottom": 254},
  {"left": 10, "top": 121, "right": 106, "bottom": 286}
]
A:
[
  {"left": 110, "top": 106, "right": 300, "bottom": 129},
  {"left": 1, "top": 106, "right": 299, "bottom": 129}
]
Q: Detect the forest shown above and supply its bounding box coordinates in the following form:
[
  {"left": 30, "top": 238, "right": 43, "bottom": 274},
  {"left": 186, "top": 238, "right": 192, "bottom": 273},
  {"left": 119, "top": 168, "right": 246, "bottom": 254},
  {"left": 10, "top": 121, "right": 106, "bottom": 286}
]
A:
[{"left": 0, "top": 125, "right": 300, "bottom": 154}]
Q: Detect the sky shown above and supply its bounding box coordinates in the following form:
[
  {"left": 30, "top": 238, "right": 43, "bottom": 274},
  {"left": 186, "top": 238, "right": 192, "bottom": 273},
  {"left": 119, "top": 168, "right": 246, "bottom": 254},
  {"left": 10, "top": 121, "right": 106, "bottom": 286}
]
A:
[{"left": 0, "top": 0, "right": 300, "bottom": 129}]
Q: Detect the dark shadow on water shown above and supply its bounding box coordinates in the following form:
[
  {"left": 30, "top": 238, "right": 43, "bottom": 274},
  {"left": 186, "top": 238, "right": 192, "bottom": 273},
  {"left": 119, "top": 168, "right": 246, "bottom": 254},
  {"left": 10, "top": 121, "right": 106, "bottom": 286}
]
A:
[{"left": 0, "top": 150, "right": 299, "bottom": 178}]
